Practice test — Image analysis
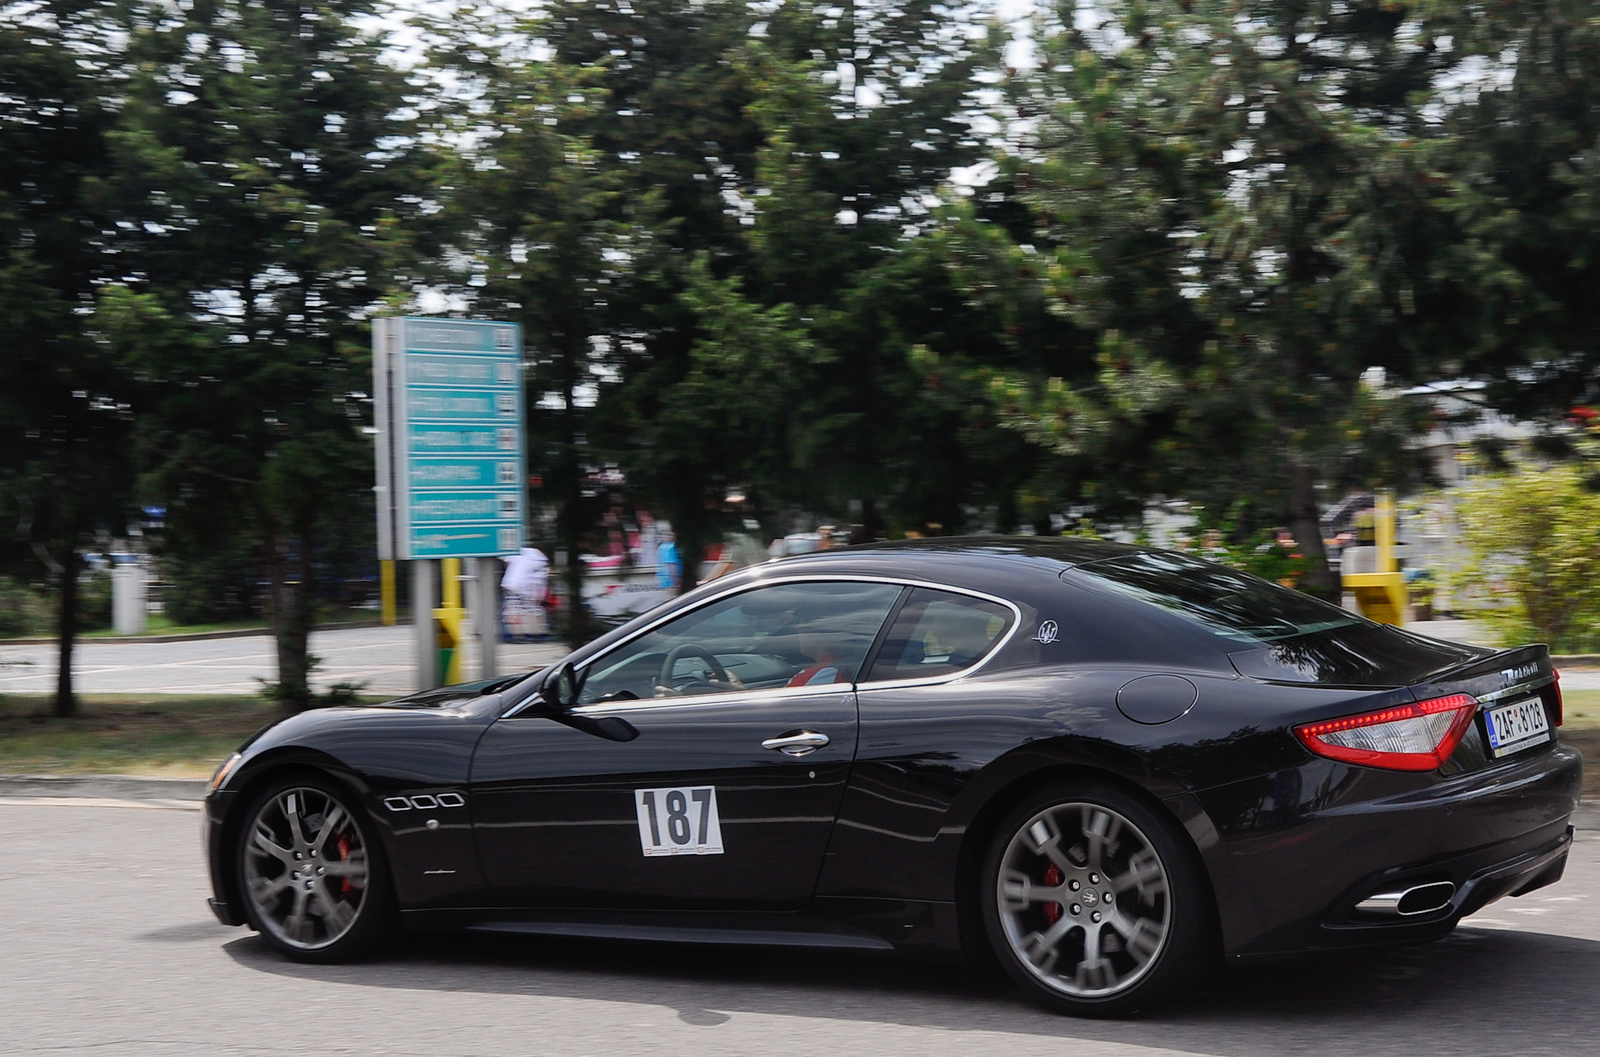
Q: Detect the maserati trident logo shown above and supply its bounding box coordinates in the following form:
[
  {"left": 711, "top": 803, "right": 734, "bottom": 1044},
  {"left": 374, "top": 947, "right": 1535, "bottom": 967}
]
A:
[{"left": 1035, "top": 620, "right": 1059, "bottom": 645}]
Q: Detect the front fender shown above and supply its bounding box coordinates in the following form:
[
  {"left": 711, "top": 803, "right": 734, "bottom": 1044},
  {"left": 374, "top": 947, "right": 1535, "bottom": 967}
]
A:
[{"left": 207, "top": 706, "right": 495, "bottom": 914}]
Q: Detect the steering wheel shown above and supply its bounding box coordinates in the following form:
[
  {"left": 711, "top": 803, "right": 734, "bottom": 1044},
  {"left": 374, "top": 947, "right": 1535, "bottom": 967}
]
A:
[{"left": 657, "top": 644, "right": 730, "bottom": 694}]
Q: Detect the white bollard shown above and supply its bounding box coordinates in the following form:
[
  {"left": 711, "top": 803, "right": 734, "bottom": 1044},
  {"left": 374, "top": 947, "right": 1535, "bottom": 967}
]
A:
[{"left": 112, "top": 559, "right": 147, "bottom": 635}]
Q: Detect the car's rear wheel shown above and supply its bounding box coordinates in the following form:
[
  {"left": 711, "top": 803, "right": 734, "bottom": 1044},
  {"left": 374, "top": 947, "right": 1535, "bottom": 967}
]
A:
[
  {"left": 979, "top": 781, "right": 1211, "bottom": 1016},
  {"left": 236, "top": 774, "right": 393, "bottom": 962}
]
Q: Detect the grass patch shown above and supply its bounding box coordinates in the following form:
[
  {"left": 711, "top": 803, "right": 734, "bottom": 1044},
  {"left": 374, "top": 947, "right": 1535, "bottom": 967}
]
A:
[
  {"left": 79, "top": 615, "right": 267, "bottom": 640},
  {"left": 1555, "top": 689, "right": 1600, "bottom": 800},
  {"left": 0, "top": 694, "right": 374, "bottom": 778},
  {"left": 1561, "top": 688, "right": 1600, "bottom": 730},
  {"left": 75, "top": 607, "right": 387, "bottom": 641}
]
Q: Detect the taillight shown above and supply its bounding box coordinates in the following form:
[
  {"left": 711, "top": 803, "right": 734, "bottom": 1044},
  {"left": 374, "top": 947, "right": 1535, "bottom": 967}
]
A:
[
  {"left": 1552, "top": 669, "right": 1564, "bottom": 727},
  {"left": 1294, "top": 693, "right": 1478, "bottom": 772}
]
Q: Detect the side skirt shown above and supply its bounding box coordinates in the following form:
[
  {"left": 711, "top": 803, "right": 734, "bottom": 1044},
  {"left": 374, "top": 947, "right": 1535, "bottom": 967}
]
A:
[{"left": 399, "top": 907, "right": 893, "bottom": 951}]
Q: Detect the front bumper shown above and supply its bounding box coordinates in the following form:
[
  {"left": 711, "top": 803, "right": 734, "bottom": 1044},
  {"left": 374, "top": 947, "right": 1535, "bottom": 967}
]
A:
[
  {"left": 1185, "top": 742, "right": 1583, "bottom": 959},
  {"left": 202, "top": 789, "right": 247, "bottom": 927}
]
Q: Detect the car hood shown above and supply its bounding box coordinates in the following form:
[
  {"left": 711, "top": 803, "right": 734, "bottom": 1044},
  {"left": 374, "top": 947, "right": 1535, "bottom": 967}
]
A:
[{"left": 376, "top": 672, "right": 540, "bottom": 710}]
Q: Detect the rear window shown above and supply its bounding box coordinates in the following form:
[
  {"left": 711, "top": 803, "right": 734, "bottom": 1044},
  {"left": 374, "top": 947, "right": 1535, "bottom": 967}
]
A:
[{"left": 1073, "top": 551, "right": 1364, "bottom": 647}]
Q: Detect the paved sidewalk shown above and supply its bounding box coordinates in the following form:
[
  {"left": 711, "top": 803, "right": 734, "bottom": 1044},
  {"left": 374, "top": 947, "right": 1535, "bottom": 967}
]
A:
[{"left": 0, "top": 623, "right": 568, "bottom": 697}]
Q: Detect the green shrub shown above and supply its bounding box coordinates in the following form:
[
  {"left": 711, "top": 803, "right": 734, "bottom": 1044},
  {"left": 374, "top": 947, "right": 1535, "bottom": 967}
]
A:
[
  {"left": 1453, "top": 461, "right": 1600, "bottom": 653},
  {"left": 161, "top": 543, "right": 261, "bottom": 625},
  {"left": 77, "top": 569, "right": 113, "bottom": 631},
  {"left": 0, "top": 577, "right": 50, "bottom": 638}
]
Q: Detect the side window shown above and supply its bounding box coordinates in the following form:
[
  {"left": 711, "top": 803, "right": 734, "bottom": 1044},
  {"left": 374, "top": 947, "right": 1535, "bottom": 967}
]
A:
[
  {"left": 863, "top": 588, "right": 1013, "bottom": 683},
  {"left": 578, "top": 581, "right": 904, "bottom": 703}
]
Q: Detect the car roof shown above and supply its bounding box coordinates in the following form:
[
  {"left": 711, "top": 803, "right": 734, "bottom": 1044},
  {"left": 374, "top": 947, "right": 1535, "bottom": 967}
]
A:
[{"left": 764, "top": 535, "right": 1146, "bottom": 576}]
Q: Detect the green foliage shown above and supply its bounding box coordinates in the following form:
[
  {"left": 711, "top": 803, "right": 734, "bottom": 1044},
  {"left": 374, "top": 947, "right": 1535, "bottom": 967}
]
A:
[
  {"left": 93, "top": 0, "right": 417, "bottom": 707},
  {"left": 0, "top": 0, "right": 140, "bottom": 711},
  {"left": 1452, "top": 459, "right": 1600, "bottom": 653},
  {"left": 0, "top": 577, "right": 50, "bottom": 638},
  {"left": 979, "top": 0, "right": 1497, "bottom": 582},
  {"left": 76, "top": 570, "right": 112, "bottom": 632},
  {"left": 9, "top": 0, "right": 1600, "bottom": 685},
  {"left": 160, "top": 539, "right": 260, "bottom": 627}
]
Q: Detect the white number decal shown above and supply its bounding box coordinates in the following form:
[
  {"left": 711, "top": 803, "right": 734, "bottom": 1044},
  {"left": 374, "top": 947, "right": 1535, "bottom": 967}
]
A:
[{"left": 635, "top": 786, "right": 724, "bottom": 856}]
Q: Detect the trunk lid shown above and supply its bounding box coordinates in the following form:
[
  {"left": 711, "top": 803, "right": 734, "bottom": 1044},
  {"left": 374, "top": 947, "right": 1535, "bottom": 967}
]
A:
[
  {"left": 1227, "top": 623, "right": 1489, "bottom": 687},
  {"left": 1408, "top": 644, "right": 1562, "bottom": 774}
]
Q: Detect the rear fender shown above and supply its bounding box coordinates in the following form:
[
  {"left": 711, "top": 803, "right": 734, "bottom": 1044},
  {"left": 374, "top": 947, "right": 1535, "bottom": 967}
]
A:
[{"left": 947, "top": 737, "right": 1217, "bottom": 961}]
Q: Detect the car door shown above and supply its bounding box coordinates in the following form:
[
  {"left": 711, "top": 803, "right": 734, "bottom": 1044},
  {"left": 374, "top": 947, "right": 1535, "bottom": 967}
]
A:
[{"left": 470, "top": 579, "right": 906, "bottom": 911}]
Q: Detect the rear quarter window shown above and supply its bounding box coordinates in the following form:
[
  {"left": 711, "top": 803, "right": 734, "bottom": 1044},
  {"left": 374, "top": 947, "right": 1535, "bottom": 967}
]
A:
[{"left": 864, "top": 588, "right": 1013, "bottom": 682}]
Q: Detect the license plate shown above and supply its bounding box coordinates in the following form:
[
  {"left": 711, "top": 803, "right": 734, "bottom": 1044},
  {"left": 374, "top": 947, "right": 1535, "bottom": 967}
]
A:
[{"left": 1484, "top": 697, "right": 1551, "bottom": 758}]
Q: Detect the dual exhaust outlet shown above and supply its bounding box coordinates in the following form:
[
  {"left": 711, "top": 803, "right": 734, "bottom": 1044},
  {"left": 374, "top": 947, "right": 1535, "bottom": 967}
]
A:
[{"left": 1354, "top": 880, "right": 1457, "bottom": 919}]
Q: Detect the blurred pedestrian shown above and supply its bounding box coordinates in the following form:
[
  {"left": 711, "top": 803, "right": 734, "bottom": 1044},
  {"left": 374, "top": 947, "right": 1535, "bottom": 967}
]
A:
[
  {"left": 501, "top": 547, "right": 550, "bottom": 640},
  {"left": 656, "top": 531, "right": 681, "bottom": 589}
]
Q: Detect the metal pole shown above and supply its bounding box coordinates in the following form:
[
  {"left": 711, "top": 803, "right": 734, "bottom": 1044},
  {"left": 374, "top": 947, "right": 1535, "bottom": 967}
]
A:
[
  {"left": 475, "top": 557, "right": 499, "bottom": 679},
  {"left": 413, "top": 559, "right": 439, "bottom": 690}
]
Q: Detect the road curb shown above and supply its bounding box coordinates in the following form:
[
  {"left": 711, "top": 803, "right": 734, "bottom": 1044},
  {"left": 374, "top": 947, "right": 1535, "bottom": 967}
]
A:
[
  {"left": 0, "top": 774, "right": 209, "bottom": 801},
  {"left": 0, "top": 618, "right": 393, "bottom": 647}
]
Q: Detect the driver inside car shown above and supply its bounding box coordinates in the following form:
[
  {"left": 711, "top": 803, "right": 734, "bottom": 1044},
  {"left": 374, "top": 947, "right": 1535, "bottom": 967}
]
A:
[
  {"left": 652, "top": 659, "right": 745, "bottom": 697},
  {"left": 786, "top": 616, "right": 848, "bottom": 686}
]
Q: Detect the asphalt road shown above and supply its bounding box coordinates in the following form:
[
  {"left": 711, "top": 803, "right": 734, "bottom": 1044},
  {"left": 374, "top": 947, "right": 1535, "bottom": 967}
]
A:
[
  {"left": 1, "top": 799, "right": 1596, "bottom": 1057},
  {"left": 0, "top": 624, "right": 567, "bottom": 696}
]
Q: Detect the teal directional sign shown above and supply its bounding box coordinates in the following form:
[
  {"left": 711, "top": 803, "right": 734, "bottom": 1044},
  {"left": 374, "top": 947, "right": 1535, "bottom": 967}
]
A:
[{"left": 373, "top": 318, "right": 525, "bottom": 560}]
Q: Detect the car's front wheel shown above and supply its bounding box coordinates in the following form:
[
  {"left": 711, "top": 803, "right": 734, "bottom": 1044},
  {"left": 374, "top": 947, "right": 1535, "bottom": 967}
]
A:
[
  {"left": 979, "top": 781, "right": 1212, "bottom": 1016},
  {"left": 236, "top": 774, "right": 393, "bottom": 962}
]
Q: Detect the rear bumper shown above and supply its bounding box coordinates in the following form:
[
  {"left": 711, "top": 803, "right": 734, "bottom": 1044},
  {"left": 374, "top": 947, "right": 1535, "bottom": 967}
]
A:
[{"left": 1184, "top": 742, "right": 1583, "bottom": 959}]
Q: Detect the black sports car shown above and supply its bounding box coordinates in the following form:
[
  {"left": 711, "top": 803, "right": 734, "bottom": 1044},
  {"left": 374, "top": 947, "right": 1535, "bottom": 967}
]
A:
[{"left": 203, "top": 538, "right": 1581, "bottom": 1015}]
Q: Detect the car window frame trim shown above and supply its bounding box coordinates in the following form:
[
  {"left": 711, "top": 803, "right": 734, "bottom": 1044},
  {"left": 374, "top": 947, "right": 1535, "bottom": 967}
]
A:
[{"left": 501, "top": 574, "right": 1023, "bottom": 719}]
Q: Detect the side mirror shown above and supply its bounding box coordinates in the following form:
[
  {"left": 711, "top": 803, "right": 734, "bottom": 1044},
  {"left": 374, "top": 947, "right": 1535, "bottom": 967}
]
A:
[
  {"left": 535, "top": 662, "right": 639, "bottom": 743},
  {"left": 540, "top": 661, "right": 578, "bottom": 709}
]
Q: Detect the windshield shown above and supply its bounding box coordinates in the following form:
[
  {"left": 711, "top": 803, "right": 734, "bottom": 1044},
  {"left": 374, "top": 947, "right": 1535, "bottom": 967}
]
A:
[{"left": 1073, "top": 550, "right": 1365, "bottom": 646}]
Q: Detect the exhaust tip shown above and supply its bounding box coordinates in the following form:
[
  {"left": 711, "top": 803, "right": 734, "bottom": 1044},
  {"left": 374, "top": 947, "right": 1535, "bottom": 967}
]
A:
[{"left": 1355, "top": 880, "right": 1456, "bottom": 919}]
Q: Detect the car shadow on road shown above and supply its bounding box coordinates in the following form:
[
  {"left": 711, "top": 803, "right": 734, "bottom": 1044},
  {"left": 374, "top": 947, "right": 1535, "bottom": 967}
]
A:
[{"left": 224, "top": 925, "right": 1592, "bottom": 1055}]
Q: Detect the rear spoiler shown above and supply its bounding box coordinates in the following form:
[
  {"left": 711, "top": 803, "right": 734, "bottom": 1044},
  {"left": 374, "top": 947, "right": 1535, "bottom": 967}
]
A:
[{"left": 1409, "top": 644, "right": 1556, "bottom": 706}]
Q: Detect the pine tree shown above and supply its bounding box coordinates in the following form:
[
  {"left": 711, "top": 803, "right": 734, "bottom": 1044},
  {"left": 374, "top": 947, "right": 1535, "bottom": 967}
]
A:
[
  {"left": 0, "top": 0, "right": 133, "bottom": 715},
  {"left": 104, "top": 0, "right": 419, "bottom": 708}
]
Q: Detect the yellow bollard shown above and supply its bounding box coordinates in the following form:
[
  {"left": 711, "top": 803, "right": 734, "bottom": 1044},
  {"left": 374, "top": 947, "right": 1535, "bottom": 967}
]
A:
[
  {"left": 433, "top": 558, "right": 467, "bottom": 683},
  {"left": 380, "top": 560, "right": 396, "bottom": 626},
  {"left": 1342, "top": 492, "right": 1408, "bottom": 625}
]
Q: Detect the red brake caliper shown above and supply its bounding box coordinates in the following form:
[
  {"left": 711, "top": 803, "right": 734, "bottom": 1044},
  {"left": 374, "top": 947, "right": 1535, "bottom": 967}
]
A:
[
  {"left": 1043, "top": 864, "right": 1063, "bottom": 924},
  {"left": 337, "top": 835, "right": 354, "bottom": 894}
]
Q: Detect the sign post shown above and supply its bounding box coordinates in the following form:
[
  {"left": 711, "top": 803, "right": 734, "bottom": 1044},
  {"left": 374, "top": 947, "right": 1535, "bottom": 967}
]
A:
[{"left": 374, "top": 317, "right": 525, "bottom": 689}]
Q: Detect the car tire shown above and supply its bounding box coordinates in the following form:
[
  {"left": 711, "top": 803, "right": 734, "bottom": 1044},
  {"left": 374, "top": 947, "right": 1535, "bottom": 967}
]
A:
[
  {"left": 236, "top": 772, "right": 395, "bottom": 963},
  {"left": 979, "top": 780, "right": 1212, "bottom": 1016}
]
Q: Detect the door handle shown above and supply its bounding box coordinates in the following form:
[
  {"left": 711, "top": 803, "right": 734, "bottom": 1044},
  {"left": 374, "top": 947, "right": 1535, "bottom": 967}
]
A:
[{"left": 761, "top": 731, "right": 830, "bottom": 756}]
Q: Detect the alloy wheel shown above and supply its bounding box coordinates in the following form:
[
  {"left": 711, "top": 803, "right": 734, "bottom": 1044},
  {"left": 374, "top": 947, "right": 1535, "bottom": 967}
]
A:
[
  {"left": 994, "top": 801, "right": 1172, "bottom": 999},
  {"left": 242, "top": 785, "right": 371, "bottom": 951}
]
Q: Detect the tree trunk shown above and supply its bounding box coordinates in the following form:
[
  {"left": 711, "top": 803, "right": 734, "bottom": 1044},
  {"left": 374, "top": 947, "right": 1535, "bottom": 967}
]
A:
[
  {"left": 53, "top": 548, "right": 79, "bottom": 718},
  {"left": 666, "top": 483, "right": 709, "bottom": 596},
  {"left": 1288, "top": 458, "right": 1339, "bottom": 600},
  {"left": 859, "top": 495, "right": 884, "bottom": 541},
  {"left": 267, "top": 526, "right": 314, "bottom": 711},
  {"left": 555, "top": 328, "right": 595, "bottom": 649},
  {"left": 561, "top": 537, "right": 594, "bottom": 648},
  {"left": 677, "top": 534, "right": 705, "bottom": 596}
]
